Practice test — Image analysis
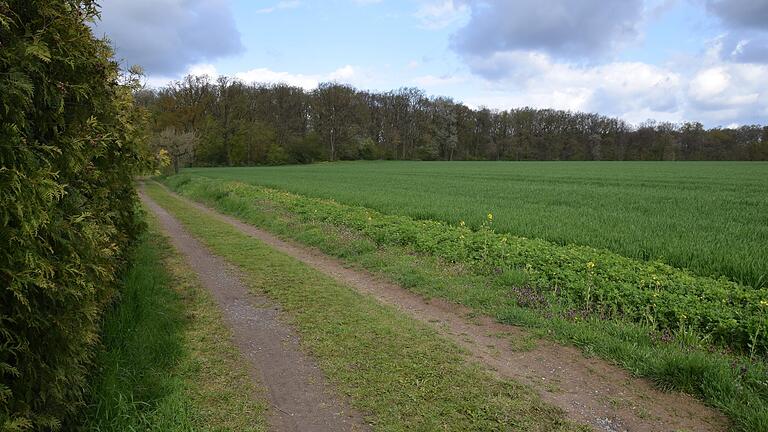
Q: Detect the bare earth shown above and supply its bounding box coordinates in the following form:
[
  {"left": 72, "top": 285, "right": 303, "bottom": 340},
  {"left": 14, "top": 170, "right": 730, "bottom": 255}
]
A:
[
  {"left": 148, "top": 182, "right": 729, "bottom": 432},
  {"left": 141, "top": 190, "right": 370, "bottom": 432}
]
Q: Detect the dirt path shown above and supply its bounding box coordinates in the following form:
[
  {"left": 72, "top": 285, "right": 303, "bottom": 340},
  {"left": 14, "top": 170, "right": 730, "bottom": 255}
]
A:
[
  {"left": 152, "top": 182, "right": 729, "bottom": 432},
  {"left": 140, "top": 190, "right": 369, "bottom": 432}
]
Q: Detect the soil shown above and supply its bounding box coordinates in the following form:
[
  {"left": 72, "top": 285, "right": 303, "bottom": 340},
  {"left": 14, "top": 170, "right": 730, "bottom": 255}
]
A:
[
  {"left": 149, "top": 182, "right": 730, "bottom": 432},
  {"left": 140, "top": 190, "right": 370, "bottom": 432}
]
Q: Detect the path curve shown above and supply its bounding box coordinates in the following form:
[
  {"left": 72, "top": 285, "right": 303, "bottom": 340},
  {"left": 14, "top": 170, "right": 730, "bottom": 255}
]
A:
[
  {"left": 141, "top": 190, "right": 370, "bottom": 432},
  {"left": 153, "top": 182, "right": 728, "bottom": 432}
]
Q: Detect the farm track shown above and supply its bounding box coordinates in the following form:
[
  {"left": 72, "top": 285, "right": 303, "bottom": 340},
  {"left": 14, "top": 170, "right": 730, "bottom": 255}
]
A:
[
  {"left": 148, "top": 182, "right": 728, "bottom": 432},
  {"left": 140, "top": 189, "right": 370, "bottom": 432}
]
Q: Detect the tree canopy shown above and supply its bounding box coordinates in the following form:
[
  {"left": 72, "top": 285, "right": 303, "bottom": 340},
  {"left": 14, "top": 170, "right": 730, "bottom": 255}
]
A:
[{"left": 139, "top": 75, "right": 768, "bottom": 167}]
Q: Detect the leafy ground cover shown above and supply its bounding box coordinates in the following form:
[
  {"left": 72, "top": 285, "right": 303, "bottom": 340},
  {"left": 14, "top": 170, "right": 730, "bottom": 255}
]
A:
[
  {"left": 82, "top": 211, "right": 267, "bottom": 431},
  {"left": 186, "top": 161, "right": 768, "bottom": 289},
  {"left": 161, "top": 174, "right": 768, "bottom": 431}
]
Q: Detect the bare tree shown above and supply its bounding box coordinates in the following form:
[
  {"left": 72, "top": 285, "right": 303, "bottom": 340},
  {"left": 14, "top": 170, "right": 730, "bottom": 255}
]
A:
[{"left": 151, "top": 128, "right": 198, "bottom": 174}]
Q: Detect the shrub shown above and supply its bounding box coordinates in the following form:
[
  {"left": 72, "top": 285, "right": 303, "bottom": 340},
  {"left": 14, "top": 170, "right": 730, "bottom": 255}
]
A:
[{"left": 0, "top": 1, "right": 145, "bottom": 429}]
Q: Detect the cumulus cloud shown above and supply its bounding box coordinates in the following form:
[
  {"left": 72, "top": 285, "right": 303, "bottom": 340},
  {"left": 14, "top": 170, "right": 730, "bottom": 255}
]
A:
[
  {"left": 441, "top": 0, "right": 767, "bottom": 126},
  {"left": 687, "top": 63, "right": 767, "bottom": 121},
  {"left": 706, "top": 0, "right": 768, "bottom": 31},
  {"left": 92, "top": 0, "right": 243, "bottom": 75},
  {"left": 704, "top": 0, "right": 768, "bottom": 63},
  {"left": 455, "top": 50, "right": 768, "bottom": 126},
  {"left": 234, "top": 65, "right": 361, "bottom": 89},
  {"left": 460, "top": 51, "right": 681, "bottom": 118},
  {"left": 451, "top": 0, "right": 644, "bottom": 61}
]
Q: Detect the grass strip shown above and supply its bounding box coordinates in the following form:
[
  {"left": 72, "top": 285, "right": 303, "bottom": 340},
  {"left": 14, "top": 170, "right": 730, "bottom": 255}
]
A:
[
  {"left": 144, "top": 181, "right": 586, "bottom": 432},
  {"left": 82, "top": 209, "right": 267, "bottom": 431},
  {"left": 160, "top": 176, "right": 768, "bottom": 432}
]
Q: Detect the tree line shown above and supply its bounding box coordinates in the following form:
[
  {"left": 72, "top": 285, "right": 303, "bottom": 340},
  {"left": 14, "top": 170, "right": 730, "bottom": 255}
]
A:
[{"left": 139, "top": 75, "right": 768, "bottom": 170}]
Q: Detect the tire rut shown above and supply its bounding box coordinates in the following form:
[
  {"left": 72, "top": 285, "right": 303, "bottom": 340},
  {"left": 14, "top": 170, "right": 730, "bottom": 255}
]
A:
[{"left": 140, "top": 189, "right": 370, "bottom": 432}]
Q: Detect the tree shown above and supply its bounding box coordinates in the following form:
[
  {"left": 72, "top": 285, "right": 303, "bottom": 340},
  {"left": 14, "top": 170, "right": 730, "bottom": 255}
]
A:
[
  {"left": 152, "top": 128, "right": 198, "bottom": 174},
  {"left": 138, "top": 74, "right": 768, "bottom": 165}
]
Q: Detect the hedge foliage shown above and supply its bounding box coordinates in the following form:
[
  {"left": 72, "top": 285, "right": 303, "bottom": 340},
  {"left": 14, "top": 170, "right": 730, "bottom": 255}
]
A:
[
  {"left": 167, "top": 175, "right": 768, "bottom": 356},
  {"left": 0, "top": 1, "right": 145, "bottom": 429}
]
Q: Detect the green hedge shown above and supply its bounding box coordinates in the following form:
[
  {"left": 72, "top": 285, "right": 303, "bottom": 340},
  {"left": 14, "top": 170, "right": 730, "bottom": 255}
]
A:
[
  {"left": 167, "top": 175, "right": 768, "bottom": 356},
  {"left": 0, "top": 1, "right": 145, "bottom": 429}
]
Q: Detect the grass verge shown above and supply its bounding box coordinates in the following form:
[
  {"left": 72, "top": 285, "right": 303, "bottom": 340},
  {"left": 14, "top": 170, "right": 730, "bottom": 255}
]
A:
[
  {"left": 81, "top": 209, "right": 267, "bottom": 431},
  {"left": 159, "top": 176, "right": 768, "bottom": 432},
  {"left": 143, "top": 182, "right": 586, "bottom": 432}
]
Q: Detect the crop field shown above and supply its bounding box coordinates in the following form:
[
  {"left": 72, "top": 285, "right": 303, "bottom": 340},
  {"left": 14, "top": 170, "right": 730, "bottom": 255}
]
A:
[
  {"left": 164, "top": 168, "right": 768, "bottom": 429},
  {"left": 187, "top": 161, "right": 768, "bottom": 289}
]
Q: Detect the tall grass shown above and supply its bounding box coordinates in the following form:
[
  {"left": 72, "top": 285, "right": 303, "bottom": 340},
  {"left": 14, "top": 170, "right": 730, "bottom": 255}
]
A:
[
  {"left": 186, "top": 161, "right": 768, "bottom": 289},
  {"left": 82, "top": 216, "right": 266, "bottom": 431}
]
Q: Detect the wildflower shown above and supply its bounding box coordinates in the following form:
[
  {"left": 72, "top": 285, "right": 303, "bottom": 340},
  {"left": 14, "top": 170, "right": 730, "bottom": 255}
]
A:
[
  {"left": 459, "top": 234, "right": 464, "bottom": 240},
  {"left": 459, "top": 220, "right": 465, "bottom": 227},
  {"left": 586, "top": 261, "right": 595, "bottom": 270},
  {"left": 487, "top": 212, "right": 493, "bottom": 222},
  {"left": 760, "top": 300, "right": 768, "bottom": 307}
]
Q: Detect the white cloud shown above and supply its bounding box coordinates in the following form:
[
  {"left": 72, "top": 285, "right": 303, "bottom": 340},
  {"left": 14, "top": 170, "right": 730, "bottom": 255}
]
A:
[
  {"left": 143, "top": 63, "right": 220, "bottom": 87},
  {"left": 454, "top": 48, "right": 768, "bottom": 126},
  {"left": 256, "top": 1, "right": 302, "bottom": 14},
  {"left": 187, "top": 63, "right": 220, "bottom": 78},
  {"left": 234, "top": 65, "right": 361, "bottom": 89},
  {"left": 415, "top": 0, "right": 470, "bottom": 29},
  {"left": 687, "top": 63, "right": 765, "bottom": 114},
  {"left": 460, "top": 50, "right": 680, "bottom": 116},
  {"left": 328, "top": 65, "right": 357, "bottom": 81},
  {"left": 235, "top": 68, "right": 320, "bottom": 88}
]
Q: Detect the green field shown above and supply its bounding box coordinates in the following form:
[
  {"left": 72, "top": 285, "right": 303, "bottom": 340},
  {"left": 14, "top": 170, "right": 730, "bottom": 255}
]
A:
[
  {"left": 162, "top": 172, "right": 768, "bottom": 430},
  {"left": 186, "top": 161, "right": 768, "bottom": 289}
]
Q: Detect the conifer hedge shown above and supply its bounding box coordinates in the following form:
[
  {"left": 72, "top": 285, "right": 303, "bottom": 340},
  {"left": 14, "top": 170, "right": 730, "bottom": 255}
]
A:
[{"left": 0, "top": 1, "right": 146, "bottom": 429}]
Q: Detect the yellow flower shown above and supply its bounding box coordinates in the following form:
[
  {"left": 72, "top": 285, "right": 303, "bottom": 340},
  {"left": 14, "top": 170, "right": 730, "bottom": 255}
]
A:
[
  {"left": 586, "top": 261, "right": 595, "bottom": 270},
  {"left": 459, "top": 220, "right": 465, "bottom": 227},
  {"left": 760, "top": 300, "right": 768, "bottom": 307},
  {"left": 487, "top": 213, "right": 493, "bottom": 221}
]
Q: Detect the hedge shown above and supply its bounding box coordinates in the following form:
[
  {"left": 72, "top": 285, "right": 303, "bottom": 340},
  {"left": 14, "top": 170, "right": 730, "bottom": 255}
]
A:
[{"left": 1, "top": 1, "right": 145, "bottom": 429}]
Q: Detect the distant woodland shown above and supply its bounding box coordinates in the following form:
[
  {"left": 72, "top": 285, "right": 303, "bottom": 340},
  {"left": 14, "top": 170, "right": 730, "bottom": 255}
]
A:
[{"left": 138, "top": 75, "right": 768, "bottom": 168}]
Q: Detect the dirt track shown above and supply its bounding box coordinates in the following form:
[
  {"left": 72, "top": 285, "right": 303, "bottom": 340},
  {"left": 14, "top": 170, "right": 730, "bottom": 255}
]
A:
[
  {"left": 147, "top": 182, "right": 729, "bottom": 432},
  {"left": 141, "top": 189, "right": 369, "bottom": 432}
]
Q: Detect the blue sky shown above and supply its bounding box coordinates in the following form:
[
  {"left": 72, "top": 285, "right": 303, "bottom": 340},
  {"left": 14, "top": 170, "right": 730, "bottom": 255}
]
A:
[{"left": 93, "top": 0, "right": 768, "bottom": 127}]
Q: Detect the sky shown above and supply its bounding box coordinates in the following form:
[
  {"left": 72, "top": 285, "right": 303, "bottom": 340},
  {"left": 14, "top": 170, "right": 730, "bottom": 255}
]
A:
[{"left": 91, "top": 0, "right": 768, "bottom": 127}]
